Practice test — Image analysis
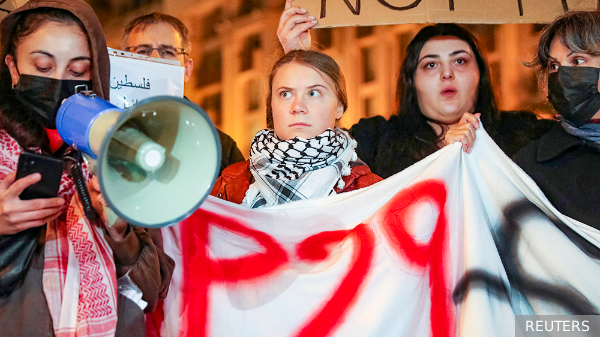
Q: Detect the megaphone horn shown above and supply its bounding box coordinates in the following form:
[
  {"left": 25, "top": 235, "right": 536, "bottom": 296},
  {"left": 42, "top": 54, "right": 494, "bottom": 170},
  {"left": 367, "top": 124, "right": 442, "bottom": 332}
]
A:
[{"left": 57, "top": 94, "right": 222, "bottom": 228}]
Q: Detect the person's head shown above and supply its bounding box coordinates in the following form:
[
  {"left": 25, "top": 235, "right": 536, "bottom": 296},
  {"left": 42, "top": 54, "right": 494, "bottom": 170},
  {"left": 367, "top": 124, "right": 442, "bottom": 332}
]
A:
[
  {"left": 1, "top": 0, "right": 110, "bottom": 98},
  {"left": 4, "top": 9, "right": 90, "bottom": 85},
  {"left": 397, "top": 23, "right": 497, "bottom": 129},
  {"left": 0, "top": 0, "right": 109, "bottom": 151},
  {"left": 532, "top": 10, "right": 600, "bottom": 124},
  {"left": 266, "top": 50, "right": 347, "bottom": 140},
  {"left": 122, "top": 13, "right": 193, "bottom": 82},
  {"left": 534, "top": 11, "right": 600, "bottom": 73}
]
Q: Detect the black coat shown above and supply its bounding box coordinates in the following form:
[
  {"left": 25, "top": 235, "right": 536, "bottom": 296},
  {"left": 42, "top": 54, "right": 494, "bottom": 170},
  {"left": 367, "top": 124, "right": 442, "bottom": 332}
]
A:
[
  {"left": 217, "top": 129, "right": 245, "bottom": 175},
  {"left": 514, "top": 124, "right": 600, "bottom": 230},
  {"left": 350, "top": 111, "right": 556, "bottom": 179}
]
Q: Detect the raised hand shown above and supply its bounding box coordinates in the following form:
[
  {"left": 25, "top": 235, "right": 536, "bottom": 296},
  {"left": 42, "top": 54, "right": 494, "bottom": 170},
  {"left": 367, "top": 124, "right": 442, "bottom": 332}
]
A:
[{"left": 278, "top": 0, "right": 316, "bottom": 53}]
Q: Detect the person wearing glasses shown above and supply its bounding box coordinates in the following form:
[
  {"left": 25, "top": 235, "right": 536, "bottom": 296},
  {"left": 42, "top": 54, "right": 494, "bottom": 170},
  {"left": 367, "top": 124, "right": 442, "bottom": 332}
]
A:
[
  {"left": 121, "top": 13, "right": 245, "bottom": 174},
  {"left": 122, "top": 12, "right": 193, "bottom": 81}
]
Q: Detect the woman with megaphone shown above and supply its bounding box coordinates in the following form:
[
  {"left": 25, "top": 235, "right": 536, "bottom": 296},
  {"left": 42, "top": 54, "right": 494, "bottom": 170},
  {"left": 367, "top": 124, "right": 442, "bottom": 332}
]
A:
[
  {"left": 0, "top": 1, "right": 173, "bottom": 336},
  {"left": 212, "top": 50, "right": 382, "bottom": 206}
]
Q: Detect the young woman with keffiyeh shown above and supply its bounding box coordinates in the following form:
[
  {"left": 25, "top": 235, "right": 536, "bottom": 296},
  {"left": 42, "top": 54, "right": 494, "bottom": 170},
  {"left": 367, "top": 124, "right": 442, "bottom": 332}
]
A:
[
  {"left": 0, "top": 1, "right": 174, "bottom": 336},
  {"left": 212, "top": 50, "right": 382, "bottom": 207}
]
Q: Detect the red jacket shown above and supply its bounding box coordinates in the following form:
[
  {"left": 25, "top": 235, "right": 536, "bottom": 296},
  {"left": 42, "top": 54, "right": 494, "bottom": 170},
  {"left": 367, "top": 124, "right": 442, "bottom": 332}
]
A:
[{"left": 211, "top": 160, "right": 383, "bottom": 204}]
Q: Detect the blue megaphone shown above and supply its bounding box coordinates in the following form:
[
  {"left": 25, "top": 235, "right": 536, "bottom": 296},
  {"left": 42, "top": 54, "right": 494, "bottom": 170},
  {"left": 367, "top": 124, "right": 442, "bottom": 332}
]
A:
[{"left": 56, "top": 94, "right": 221, "bottom": 228}]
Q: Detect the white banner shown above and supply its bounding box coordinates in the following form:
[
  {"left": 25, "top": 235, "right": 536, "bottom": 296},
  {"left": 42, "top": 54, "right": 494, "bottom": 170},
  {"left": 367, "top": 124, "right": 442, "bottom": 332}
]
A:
[
  {"left": 148, "top": 127, "right": 600, "bottom": 337},
  {"left": 108, "top": 48, "right": 184, "bottom": 109}
]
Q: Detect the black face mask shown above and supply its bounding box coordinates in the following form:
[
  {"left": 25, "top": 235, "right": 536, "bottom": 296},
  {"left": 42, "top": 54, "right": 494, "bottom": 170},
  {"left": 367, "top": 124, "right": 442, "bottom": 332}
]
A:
[
  {"left": 547, "top": 66, "right": 600, "bottom": 127},
  {"left": 13, "top": 74, "right": 93, "bottom": 129}
]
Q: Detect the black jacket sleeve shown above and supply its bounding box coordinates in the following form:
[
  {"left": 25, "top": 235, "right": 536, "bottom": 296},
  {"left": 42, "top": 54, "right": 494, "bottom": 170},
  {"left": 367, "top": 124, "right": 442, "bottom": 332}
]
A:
[
  {"left": 217, "top": 129, "right": 245, "bottom": 175},
  {"left": 349, "top": 115, "right": 387, "bottom": 168}
]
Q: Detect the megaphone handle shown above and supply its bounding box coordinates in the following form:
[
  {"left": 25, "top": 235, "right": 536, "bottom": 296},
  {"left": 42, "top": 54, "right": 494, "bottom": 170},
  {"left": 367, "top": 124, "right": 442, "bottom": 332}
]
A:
[
  {"left": 66, "top": 155, "right": 102, "bottom": 227},
  {"left": 103, "top": 206, "right": 121, "bottom": 228}
]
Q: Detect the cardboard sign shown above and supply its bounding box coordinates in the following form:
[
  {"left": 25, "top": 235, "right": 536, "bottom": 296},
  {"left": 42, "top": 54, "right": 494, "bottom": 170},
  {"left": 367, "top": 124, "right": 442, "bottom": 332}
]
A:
[
  {"left": 108, "top": 48, "right": 184, "bottom": 109},
  {"left": 0, "top": 0, "right": 29, "bottom": 20},
  {"left": 294, "top": 0, "right": 600, "bottom": 27}
]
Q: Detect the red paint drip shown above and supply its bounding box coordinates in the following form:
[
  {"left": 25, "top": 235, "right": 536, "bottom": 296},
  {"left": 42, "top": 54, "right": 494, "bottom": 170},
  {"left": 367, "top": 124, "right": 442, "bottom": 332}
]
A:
[
  {"left": 380, "top": 180, "right": 454, "bottom": 337},
  {"left": 294, "top": 223, "right": 375, "bottom": 337},
  {"left": 177, "top": 179, "right": 452, "bottom": 337},
  {"left": 180, "top": 208, "right": 288, "bottom": 337}
]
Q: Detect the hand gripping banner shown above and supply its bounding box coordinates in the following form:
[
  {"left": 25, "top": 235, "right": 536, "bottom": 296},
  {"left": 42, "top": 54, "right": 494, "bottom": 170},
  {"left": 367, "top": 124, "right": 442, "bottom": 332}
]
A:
[{"left": 148, "top": 127, "right": 600, "bottom": 337}]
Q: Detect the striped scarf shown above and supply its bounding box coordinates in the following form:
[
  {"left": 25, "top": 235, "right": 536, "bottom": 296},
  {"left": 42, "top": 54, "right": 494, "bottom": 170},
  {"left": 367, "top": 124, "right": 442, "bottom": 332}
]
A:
[{"left": 0, "top": 130, "right": 117, "bottom": 337}]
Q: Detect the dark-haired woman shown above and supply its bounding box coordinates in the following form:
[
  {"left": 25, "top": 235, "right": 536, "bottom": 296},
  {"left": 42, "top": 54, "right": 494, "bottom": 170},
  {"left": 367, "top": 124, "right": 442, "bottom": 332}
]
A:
[
  {"left": 278, "top": 4, "right": 554, "bottom": 179},
  {"left": 348, "top": 24, "right": 555, "bottom": 178},
  {"left": 514, "top": 11, "right": 600, "bottom": 230},
  {"left": 0, "top": 1, "right": 173, "bottom": 336}
]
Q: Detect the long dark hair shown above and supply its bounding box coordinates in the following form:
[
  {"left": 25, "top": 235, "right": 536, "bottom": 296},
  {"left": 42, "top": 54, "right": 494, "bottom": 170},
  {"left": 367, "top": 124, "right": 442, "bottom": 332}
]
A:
[
  {"left": 266, "top": 50, "right": 348, "bottom": 128},
  {"left": 390, "top": 23, "right": 499, "bottom": 160},
  {"left": 0, "top": 8, "right": 86, "bottom": 153}
]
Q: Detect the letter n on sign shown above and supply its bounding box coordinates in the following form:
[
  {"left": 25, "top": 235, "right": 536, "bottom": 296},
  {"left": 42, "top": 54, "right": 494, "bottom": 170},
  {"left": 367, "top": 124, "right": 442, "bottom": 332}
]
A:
[{"left": 293, "top": 0, "right": 599, "bottom": 27}]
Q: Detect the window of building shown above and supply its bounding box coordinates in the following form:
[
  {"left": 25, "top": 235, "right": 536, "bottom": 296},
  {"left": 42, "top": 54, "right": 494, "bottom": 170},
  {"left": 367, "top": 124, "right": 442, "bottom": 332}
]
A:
[
  {"left": 314, "top": 28, "right": 333, "bottom": 50},
  {"left": 238, "top": 0, "right": 263, "bottom": 16},
  {"left": 490, "top": 62, "right": 501, "bottom": 95},
  {"left": 121, "top": 0, "right": 160, "bottom": 13},
  {"left": 466, "top": 24, "right": 496, "bottom": 52},
  {"left": 202, "top": 8, "right": 223, "bottom": 40},
  {"left": 363, "top": 97, "right": 376, "bottom": 117},
  {"left": 196, "top": 49, "right": 222, "bottom": 87},
  {"left": 533, "top": 24, "right": 545, "bottom": 33},
  {"left": 89, "top": 0, "right": 109, "bottom": 11},
  {"left": 361, "top": 47, "right": 376, "bottom": 83},
  {"left": 240, "top": 34, "right": 262, "bottom": 72},
  {"left": 201, "top": 93, "right": 222, "bottom": 126},
  {"left": 247, "top": 78, "right": 261, "bottom": 111},
  {"left": 397, "top": 32, "right": 412, "bottom": 63},
  {"left": 526, "top": 71, "right": 539, "bottom": 95},
  {"left": 356, "top": 26, "right": 374, "bottom": 38}
]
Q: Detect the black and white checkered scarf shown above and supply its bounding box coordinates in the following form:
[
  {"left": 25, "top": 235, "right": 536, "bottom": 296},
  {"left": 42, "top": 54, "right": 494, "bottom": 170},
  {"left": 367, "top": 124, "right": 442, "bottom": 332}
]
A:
[{"left": 242, "top": 127, "right": 357, "bottom": 208}]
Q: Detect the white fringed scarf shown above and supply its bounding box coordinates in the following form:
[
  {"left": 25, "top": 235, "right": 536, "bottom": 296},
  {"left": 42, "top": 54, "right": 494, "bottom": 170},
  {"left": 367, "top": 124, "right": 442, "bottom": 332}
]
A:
[{"left": 243, "top": 127, "right": 357, "bottom": 208}]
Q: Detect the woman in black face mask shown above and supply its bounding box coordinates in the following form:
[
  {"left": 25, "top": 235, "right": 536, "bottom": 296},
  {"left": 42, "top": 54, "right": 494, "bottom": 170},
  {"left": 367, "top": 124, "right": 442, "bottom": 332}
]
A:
[
  {"left": 514, "top": 11, "right": 600, "bottom": 230},
  {"left": 0, "top": 1, "right": 174, "bottom": 336}
]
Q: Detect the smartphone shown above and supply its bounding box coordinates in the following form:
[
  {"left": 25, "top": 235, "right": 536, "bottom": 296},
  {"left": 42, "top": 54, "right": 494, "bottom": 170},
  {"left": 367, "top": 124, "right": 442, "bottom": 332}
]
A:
[{"left": 15, "top": 151, "right": 63, "bottom": 200}]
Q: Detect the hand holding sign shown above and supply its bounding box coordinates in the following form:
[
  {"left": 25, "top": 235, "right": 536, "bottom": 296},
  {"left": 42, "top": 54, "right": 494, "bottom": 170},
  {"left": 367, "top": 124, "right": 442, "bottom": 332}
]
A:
[
  {"left": 294, "top": 0, "right": 600, "bottom": 27},
  {"left": 278, "top": 0, "right": 317, "bottom": 53}
]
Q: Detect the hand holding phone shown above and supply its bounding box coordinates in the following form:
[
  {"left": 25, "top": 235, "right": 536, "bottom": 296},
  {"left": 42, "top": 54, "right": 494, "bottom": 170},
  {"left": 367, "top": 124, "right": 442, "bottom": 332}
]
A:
[
  {"left": 15, "top": 151, "right": 63, "bottom": 200},
  {"left": 0, "top": 170, "right": 65, "bottom": 235}
]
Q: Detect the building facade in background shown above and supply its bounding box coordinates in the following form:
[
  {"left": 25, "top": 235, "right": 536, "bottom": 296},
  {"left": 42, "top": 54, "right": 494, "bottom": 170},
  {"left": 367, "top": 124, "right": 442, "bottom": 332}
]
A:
[{"left": 89, "top": 0, "right": 551, "bottom": 155}]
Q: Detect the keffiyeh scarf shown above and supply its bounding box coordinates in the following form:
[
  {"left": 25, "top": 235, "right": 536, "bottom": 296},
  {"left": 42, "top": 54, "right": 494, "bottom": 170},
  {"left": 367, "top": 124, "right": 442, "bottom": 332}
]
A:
[
  {"left": 243, "top": 127, "right": 357, "bottom": 208},
  {"left": 0, "top": 130, "right": 117, "bottom": 337}
]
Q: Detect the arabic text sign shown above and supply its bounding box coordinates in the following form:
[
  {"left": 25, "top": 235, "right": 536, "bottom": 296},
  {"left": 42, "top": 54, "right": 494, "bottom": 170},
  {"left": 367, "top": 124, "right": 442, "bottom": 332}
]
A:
[
  {"left": 108, "top": 48, "right": 184, "bottom": 109},
  {"left": 293, "top": 0, "right": 599, "bottom": 27}
]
